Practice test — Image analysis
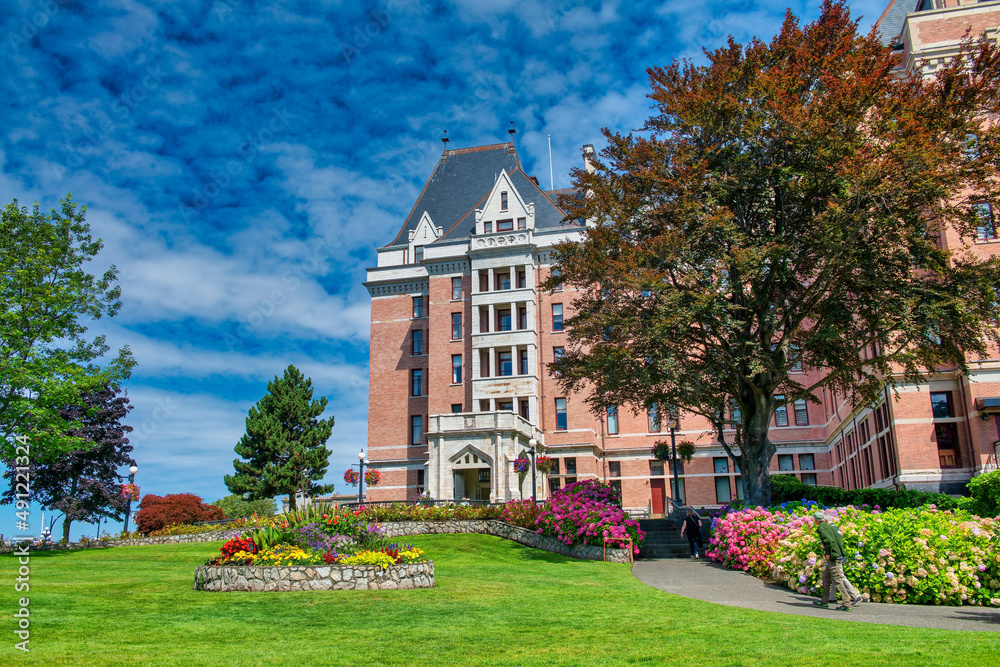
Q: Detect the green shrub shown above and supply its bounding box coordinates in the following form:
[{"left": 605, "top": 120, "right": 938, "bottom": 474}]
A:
[
  {"left": 966, "top": 471, "right": 1000, "bottom": 518},
  {"left": 211, "top": 495, "right": 278, "bottom": 520},
  {"left": 769, "top": 474, "right": 963, "bottom": 511}
]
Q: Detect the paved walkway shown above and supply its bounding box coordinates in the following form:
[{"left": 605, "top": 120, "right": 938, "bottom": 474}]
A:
[{"left": 632, "top": 557, "right": 1000, "bottom": 632}]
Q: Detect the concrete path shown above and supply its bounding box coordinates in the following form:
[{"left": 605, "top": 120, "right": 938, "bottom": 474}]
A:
[{"left": 632, "top": 557, "right": 1000, "bottom": 633}]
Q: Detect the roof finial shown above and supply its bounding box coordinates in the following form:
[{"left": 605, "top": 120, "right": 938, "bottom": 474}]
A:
[
  {"left": 508, "top": 122, "right": 516, "bottom": 144},
  {"left": 441, "top": 130, "right": 449, "bottom": 153}
]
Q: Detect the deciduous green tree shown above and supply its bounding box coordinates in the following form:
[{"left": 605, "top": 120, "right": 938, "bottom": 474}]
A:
[
  {"left": 1, "top": 196, "right": 135, "bottom": 462},
  {"left": 225, "top": 365, "right": 334, "bottom": 510},
  {"left": 552, "top": 1, "right": 1000, "bottom": 506}
]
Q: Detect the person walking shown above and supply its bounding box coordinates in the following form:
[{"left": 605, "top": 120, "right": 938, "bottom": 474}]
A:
[
  {"left": 812, "top": 511, "right": 862, "bottom": 611},
  {"left": 679, "top": 507, "right": 703, "bottom": 559}
]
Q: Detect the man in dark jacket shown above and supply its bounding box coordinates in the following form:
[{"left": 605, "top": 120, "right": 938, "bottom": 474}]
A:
[{"left": 813, "top": 511, "right": 861, "bottom": 611}]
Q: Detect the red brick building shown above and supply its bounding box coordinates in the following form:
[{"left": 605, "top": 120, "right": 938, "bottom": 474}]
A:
[{"left": 363, "top": 2, "right": 1000, "bottom": 512}]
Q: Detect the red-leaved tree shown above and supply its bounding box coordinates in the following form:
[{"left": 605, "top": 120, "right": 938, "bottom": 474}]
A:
[{"left": 135, "top": 493, "right": 225, "bottom": 534}]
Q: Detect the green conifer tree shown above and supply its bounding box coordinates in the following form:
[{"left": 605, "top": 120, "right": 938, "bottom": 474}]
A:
[{"left": 224, "top": 365, "right": 334, "bottom": 510}]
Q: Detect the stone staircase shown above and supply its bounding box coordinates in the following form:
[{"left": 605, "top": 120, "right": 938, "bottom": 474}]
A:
[{"left": 636, "top": 518, "right": 693, "bottom": 559}]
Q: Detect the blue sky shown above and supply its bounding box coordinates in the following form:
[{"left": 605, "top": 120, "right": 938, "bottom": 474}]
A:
[{"left": 0, "top": 0, "right": 885, "bottom": 539}]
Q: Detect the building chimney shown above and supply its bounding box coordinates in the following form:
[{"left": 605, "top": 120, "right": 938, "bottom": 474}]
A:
[{"left": 582, "top": 144, "right": 596, "bottom": 174}]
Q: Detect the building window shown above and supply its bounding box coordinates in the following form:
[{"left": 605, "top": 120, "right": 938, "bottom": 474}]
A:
[
  {"left": 793, "top": 399, "right": 809, "bottom": 425},
  {"left": 411, "top": 329, "right": 424, "bottom": 355},
  {"left": 517, "top": 306, "right": 527, "bottom": 329},
  {"left": 518, "top": 349, "right": 529, "bottom": 375},
  {"left": 552, "top": 347, "right": 564, "bottom": 377},
  {"left": 801, "top": 473, "right": 817, "bottom": 485},
  {"left": 517, "top": 269, "right": 526, "bottom": 288},
  {"left": 555, "top": 398, "right": 567, "bottom": 430},
  {"left": 734, "top": 476, "right": 744, "bottom": 501},
  {"left": 412, "top": 296, "right": 424, "bottom": 318},
  {"left": 608, "top": 461, "right": 621, "bottom": 478},
  {"left": 411, "top": 369, "right": 424, "bottom": 396},
  {"left": 551, "top": 268, "right": 562, "bottom": 291},
  {"left": 713, "top": 457, "right": 728, "bottom": 474},
  {"left": 410, "top": 415, "right": 423, "bottom": 444},
  {"left": 799, "top": 454, "right": 815, "bottom": 470},
  {"left": 478, "top": 270, "right": 489, "bottom": 292},
  {"left": 549, "top": 478, "right": 561, "bottom": 493},
  {"left": 497, "top": 219, "right": 513, "bottom": 232},
  {"left": 936, "top": 423, "right": 960, "bottom": 467},
  {"left": 451, "top": 403, "right": 463, "bottom": 413},
  {"left": 484, "top": 221, "right": 493, "bottom": 233},
  {"left": 497, "top": 399, "right": 513, "bottom": 411},
  {"left": 564, "top": 458, "right": 577, "bottom": 475},
  {"left": 729, "top": 398, "right": 741, "bottom": 426},
  {"left": 517, "top": 217, "right": 526, "bottom": 230},
  {"left": 413, "top": 246, "right": 424, "bottom": 263},
  {"left": 500, "top": 191, "right": 508, "bottom": 210},
  {"left": 973, "top": 202, "right": 997, "bottom": 240},
  {"left": 930, "top": 392, "right": 953, "bottom": 419},
  {"left": 498, "top": 351, "right": 513, "bottom": 376},
  {"left": 774, "top": 396, "right": 788, "bottom": 427},
  {"left": 451, "top": 313, "right": 462, "bottom": 340},
  {"left": 497, "top": 309, "right": 512, "bottom": 331},
  {"left": 648, "top": 403, "right": 660, "bottom": 432},
  {"left": 606, "top": 406, "right": 619, "bottom": 435},
  {"left": 452, "top": 277, "right": 462, "bottom": 300},
  {"left": 496, "top": 272, "right": 511, "bottom": 290},
  {"left": 552, "top": 304, "right": 564, "bottom": 331},
  {"left": 416, "top": 468, "right": 425, "bottom": 493},
  {"left": 480, "top": 349, "right": 490, "bottom": 378},
  {"left": 452, "top": 355, "right": 462, "bottom": 384},
  {"left": 649, "top": 460, "right": 664, "bottom": 476},
  {"left": 715, "top": 476, "right": 731, "bottom": 504},
  {"left": 479, "top": 306, "right": 489, "bottom": 333},
  {"left": 778, "top": 454, "right": 794, "bottom": 471},
  {"left": 519, "top": 399, "right": 529, "bottom": 420}
]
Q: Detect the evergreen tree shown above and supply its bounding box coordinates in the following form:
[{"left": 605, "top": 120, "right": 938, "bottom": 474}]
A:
[
  {"left": 225, "top": 365, "right": 334, "bottom": 510},
  {"left": 2, "top": 385, "right": 135, "bottom": 541}
]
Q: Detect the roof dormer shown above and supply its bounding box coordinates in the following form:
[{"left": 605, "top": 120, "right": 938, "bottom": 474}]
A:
[
  {"left": 474, "top": 169, "right": 535, "bottom": 235},
  {"left": 407, "top": 211, "right": 443, "bottom": 264}
]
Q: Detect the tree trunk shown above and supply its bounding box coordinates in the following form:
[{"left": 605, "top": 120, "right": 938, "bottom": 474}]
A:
[
  {"left": 739, "top": 393, "right": 777, "bottom": 507},
  {"left": 287, "top": 494, "right": 297, "bottom": 512},
  {"left": 62, "top": 518, "right": 72, "bottom": 543}
]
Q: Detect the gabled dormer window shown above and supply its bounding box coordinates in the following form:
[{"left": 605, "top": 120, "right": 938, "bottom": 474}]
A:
[{"left": 497, "top": 219, "right": 513, "bottom": 232}]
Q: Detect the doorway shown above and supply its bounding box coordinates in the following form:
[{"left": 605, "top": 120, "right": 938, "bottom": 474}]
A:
[
  {"left": 454, "top": 468, "right": 491, "bottom": 501},
  {"left": 650, "top": 478, "right": 666, "bottom": 516}
]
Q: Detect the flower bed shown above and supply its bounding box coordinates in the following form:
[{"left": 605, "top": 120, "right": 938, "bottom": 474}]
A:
[
  {"left": 709, "top": 502, "right": 1000, "bottom": 607},
  {"left": 531, "top": 479, "right": 646, "bottom": 555}
]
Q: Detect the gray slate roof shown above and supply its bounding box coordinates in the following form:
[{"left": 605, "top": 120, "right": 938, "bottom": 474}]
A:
[
  {"left": 386, "top": 142, "right": 576, "bottom": 247},
  {"left": 874, "top": 0, "right": 919, "bottom": 47}
]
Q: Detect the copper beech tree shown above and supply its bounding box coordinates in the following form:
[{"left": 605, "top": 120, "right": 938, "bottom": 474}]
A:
[{"left": 551, "top": 1, "right": 1000, "bottom": 507}]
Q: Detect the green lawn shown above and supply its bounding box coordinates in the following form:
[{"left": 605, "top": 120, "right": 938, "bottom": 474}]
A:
[{"left": 1, "top": 534, "right": 997, "bottom": 666}]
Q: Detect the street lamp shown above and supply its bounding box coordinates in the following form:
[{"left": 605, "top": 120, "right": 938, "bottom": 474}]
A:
[
  {"left": 528, "top": 438, "right": 538, "bottom": 503},
  {"left": 124, "top": 464, "right": 138, "bottom": 533},
  {"left": 667, "top": 416, "right": 681, "bottom": 510},
  {"left": 356, "top": 450, "right": 366, "bottom": 505}
]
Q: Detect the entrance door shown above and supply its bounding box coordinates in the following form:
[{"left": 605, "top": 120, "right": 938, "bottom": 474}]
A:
[
  {"left": 650, "top": 479, "right": 666, "bottom": 515},
  {"left": 454, "top": 471, "right": 465, "bottom": 500}
]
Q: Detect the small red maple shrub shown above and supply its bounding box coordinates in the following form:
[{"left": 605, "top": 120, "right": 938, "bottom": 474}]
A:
[{"left": 135, "top": 493, "right": 226, "bottom": 534}]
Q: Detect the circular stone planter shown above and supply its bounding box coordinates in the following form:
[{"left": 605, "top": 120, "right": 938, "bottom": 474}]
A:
[{"left": 194, "top": 561, "right": 434, "bottom": 592}]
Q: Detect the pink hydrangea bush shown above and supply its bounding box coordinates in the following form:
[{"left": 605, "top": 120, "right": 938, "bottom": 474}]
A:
[
  {"left": 532, "top": 479, "right": 646, "bottom": 554},
  {"left": 706, "top": 507, "right": 810, "bottom": 577},
  {"left": 710, "top": 504, "right": 1000, "bottom": 606}
]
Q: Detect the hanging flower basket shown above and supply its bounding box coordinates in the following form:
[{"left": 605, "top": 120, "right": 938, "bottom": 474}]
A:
[
  {"left": 364, "top": 468, "right": 381, "bottom": 486},
  {"left": 535, "top": 455, "right": 555, "bottom": 475},
  {"left": 650, "top": 442, "right": 671, "bottom": 461},
  {"left": 513, "top": 456, "right": 530, "bottom": 474},
  {"left": 121, "top": 483, "right": 140, "bottom": 501},
  {"left": 677, "top": 441, "right": 696, "bottom": 463},
  {"left": 343, "top": 469, "right": 360, "bottom": 486}
]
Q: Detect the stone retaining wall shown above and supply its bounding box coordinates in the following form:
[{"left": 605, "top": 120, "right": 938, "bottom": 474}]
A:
[
  {"left": 3, "top": 521, "right": 634, "bottom": 563},
  {"left": 194, "top": 561, "right": 434, "bottom": 592},
  {"left": 381, "top": 520, "right": 634, "bottom": 563}
]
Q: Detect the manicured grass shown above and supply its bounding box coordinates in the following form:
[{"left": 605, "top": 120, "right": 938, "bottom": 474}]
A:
[{"left": 1, "top": 534, "right": 998, "bottom": 666}]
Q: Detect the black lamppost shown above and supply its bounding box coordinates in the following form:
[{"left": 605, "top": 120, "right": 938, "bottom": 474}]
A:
[
  {"left": 123, "top": 464, "right": 138, "bottom": 533},
  {"left": 355, "top": 450, "right": 368, "bottom": 504},
  {"left": 528, "top": 438, "right": 538, "bottom": 502},
  {"left": 667, "top": 416, "right": 681, "bottom": 509}
]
